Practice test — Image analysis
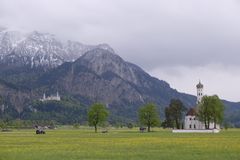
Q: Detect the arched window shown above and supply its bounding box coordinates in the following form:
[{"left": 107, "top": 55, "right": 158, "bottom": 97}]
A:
[
  {"left": 194, "top": 124, "right": 196, "bottom": 129},
  {"left": 189, "top": 125, "right": 192, "bottom": 129}
]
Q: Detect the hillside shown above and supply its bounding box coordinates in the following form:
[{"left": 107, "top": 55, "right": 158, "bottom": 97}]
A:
[{"left": 0, "top": 29, "right": 239, "bottom": 125}]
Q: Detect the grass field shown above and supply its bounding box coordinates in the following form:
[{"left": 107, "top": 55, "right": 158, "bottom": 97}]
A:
[{"left": 0, "top": 128, "right": 240, "bottom": 160}]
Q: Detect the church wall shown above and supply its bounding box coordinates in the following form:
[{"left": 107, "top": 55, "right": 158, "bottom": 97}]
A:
[
  {"left": 184, "top": 115, "right": 205, "bottom": 130},
  {"left": 184, "top": 115, "right": 220, "bottom": 130}
]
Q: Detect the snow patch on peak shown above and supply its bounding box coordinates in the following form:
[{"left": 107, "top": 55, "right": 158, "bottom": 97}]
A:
[
  {"left": 0, "top": 28, "right": 115, "bottom": 69},
  {"left": 97, "top": 43, "right": 115, "bottom": 53}
]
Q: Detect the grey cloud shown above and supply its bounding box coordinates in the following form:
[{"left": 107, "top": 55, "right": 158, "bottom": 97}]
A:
[
  {"left": 1, "top": 0, "right": 240, "bottom": 70},
  {"left": 1, "top": 0, "right": 240, "bottom": 101}
]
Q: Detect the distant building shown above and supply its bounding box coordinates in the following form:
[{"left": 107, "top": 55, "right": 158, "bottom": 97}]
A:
[
  {"left": 40, "top": 92, "right": 61, "bottom": 101},
  {"left": 0, "top": 104, "right": 5, "bottom": 113},
  {"left": 184, "top": 81, "right": 220, "bottom": 130}
]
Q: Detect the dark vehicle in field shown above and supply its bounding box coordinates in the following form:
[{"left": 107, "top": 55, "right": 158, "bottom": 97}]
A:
[
  {"left": 35, "top": 125, "right": 46, "bottom": 134},
  {"left": 139, "top": 127, "right": 146, "bottom": 132}
]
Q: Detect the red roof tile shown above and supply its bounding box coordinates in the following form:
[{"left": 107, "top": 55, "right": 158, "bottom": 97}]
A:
[{"left": 186, "top": 108, "right": 197, "bottom": 116}]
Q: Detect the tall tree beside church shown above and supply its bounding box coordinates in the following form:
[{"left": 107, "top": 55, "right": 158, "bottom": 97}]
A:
[
  {"left": 138, "top": 103, "right": 160, "bottom": 132},
  {"left": 212, "top": 95, "right": 224, "bottom": 128},
  {"left": 165, "top": 99, "right": 186, "bottom": 129},
  {"left": 198, "top": 95, "right": 224, "bottom": 129},
  {"left": 198, "top": 96, "right": 212, "bottom": 129}
]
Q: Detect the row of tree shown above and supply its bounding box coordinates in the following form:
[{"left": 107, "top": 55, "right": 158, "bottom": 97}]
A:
[
  {"left": 88, "top": 103, "right": 160, "bottom": 133},
  {"left": 88, "top": 95, "right": 224, "bottom": 132},
  {"left": 0, "top": 94, "right": 224, "bottom": 132}
]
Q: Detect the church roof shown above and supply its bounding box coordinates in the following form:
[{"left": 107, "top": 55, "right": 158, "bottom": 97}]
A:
[
  {"left": 186, "top": 108, "right": 197, "bottom": 116},
  {"left": 196, "top": 81, "right": 203, "bottom": 88}
]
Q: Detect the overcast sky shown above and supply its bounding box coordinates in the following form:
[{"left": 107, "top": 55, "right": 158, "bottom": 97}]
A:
[{"left": 1, "top": 0, "right": 240, "bottom": 102}]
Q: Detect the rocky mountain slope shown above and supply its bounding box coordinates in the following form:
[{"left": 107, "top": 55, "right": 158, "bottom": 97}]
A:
[
  {"left": 33, "top": 48, "right": 196, "bottom": 119},
  {"left": 0, "top": 28, "right": 239, "bottom": 125}
]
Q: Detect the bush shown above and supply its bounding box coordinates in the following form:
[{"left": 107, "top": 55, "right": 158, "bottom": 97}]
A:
[
  {"left": 0, "top": 121, "right": 8, "bottom": 130},
  {"left": 127, "top": 123, "right": 133, "bottom": 129},
  {"left": 73, "top": 123, "right": 80, "bottom": 129}
]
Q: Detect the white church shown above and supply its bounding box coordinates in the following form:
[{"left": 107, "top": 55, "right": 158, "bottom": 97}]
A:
[{"left": 183, "top": 81, "right": 220, "bottom": 130}]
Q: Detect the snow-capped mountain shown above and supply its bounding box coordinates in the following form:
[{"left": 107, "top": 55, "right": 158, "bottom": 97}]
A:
[
  {"left": 0, "top": 28, "right": 114, "bottom": 68},
  {"left": 0, "top": 27, "right": 239, "bottom": 126}
]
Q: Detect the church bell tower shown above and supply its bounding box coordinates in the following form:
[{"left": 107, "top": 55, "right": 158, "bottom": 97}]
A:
[{"left": 196, "top": 81, "right": 204, "bottom": 104}]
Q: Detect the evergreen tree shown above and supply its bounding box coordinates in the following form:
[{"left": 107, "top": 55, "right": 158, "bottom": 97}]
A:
[
  {"left": 165, "top": 99, "right": 186, "bottom": 129},
  {"left": 164, "top": 107, "right": 174, "bottom": 128}
]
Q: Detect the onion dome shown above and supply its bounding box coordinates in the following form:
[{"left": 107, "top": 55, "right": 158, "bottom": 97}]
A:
[{"left": 196, "top": 81, "right": 203, "bottom": 89}]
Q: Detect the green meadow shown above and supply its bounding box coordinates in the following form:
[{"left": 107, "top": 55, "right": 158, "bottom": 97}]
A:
[{"left": 0, "top": 128, "right": 240, "bottom": 160}]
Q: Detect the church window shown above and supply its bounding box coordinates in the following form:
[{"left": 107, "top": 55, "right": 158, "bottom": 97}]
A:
[
  {"left": 189, "top": 125, "right": 192, "bottom": 129},
  {"left": 190, "top": 118, "right": 192, "bottom": 120},
  {"left": 194, "top": 124, "right": 196, "bottom": 129}
]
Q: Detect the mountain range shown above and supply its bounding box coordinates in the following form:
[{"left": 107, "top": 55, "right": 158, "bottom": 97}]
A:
[{"left": 0, "top": 28, "right": 239, "bottom": 126}]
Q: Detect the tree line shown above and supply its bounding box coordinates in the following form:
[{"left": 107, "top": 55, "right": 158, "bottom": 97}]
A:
[
  {"left": 88, "top": 95, "right": 224, "bottom": 132},
  {"left": 0, "top": 95, "right": 224, "bottom": 132}
]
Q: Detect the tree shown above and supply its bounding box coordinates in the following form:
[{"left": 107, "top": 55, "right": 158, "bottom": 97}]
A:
[
  {"left": 88, "top": 103, "right": 108, "bottom": 133},
  {"left": 198, "top": 96, "right": 211, "bottom": 129},
  {"left": 0, "top": 96, "right": 3, "bottom": 104},
  {"left": 198, "top": 95, "right": 224, "bottom": 129},
  {"left": 164, "top": 107, "right": 174, "bottom": 128},
  {"left": 165, "top": 99, "right": 186, "bottom": 129},
  {"left": 211, "top": 95, "right": 224, "bottom": 128},
  {"left": 138, "top": 103, "right": 160, "bottom": 132},
  {"left": 0, "top": 96, "right": 3, "bottom": 114}
]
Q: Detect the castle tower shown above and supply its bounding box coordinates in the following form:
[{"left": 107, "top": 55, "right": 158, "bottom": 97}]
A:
[
  {"left": 196, "top": 81, "right": 203, "bottom": 104},
  {"left": 56, "top": 91, "right": 60, "bottom": 101}
]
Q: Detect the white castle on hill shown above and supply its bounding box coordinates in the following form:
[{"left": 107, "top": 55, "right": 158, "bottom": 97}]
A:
[
  {"left": 40, "top": 92, "right": 61, "bottom": 101},
  {"left": 184, "top": 81, "right": 220, "bottom": 130}
]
